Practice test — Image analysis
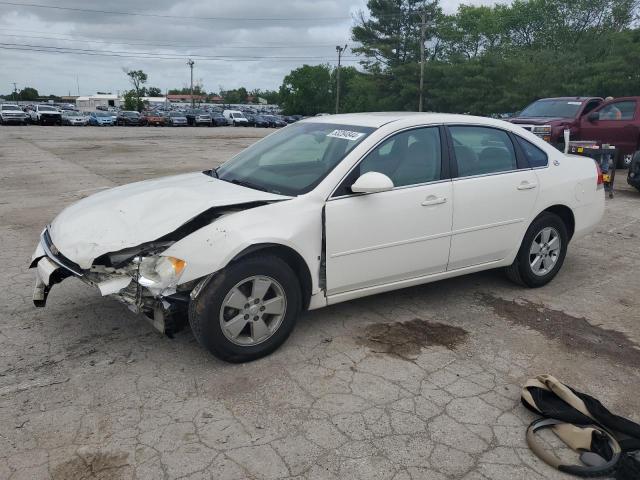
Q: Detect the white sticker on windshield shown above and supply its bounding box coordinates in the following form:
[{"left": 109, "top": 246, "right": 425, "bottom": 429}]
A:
[
  {"left": 327, "top": 129, "right": 365, "bottom": 141},
  {"left": 567, "top": 101, "right": 582, "bottom": 105}
]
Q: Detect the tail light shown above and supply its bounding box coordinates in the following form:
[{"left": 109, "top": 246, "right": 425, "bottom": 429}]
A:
[{"left": 595, "top": 162, "right": 604, "bottom": 188}]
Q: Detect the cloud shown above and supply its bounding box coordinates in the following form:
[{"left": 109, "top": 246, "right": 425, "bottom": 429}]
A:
[{"left": 0, "top": 0, "right": 504, "bottom": 96}]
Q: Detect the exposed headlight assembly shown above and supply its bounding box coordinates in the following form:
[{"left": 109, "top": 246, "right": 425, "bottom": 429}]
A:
[{"left": 135, "top": 256, "right": 186, "bottom": 296}]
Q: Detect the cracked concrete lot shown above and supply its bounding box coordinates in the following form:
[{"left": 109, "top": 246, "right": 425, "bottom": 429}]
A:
[{"left": 1, "top": 125, "right": 639, "bottom": 480}]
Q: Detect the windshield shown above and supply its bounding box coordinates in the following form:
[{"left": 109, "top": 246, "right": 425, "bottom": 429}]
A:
[
  {"left": 39, "top": 106, "right": 57, "bottom": 112},
  {"left": 94, "top": 112, "right": 111, "bottom": 117},
  {"left": 1, "top": 105, "right": 19, "bottom": 110},
  {"left": 124, "top": 111, "right": 139, "bottom": 117},
  {"left": 232, "top": 113, "right": 245, "bottom": 119},
  {"left": 216, "top": 122, "right": 375, "bottom": 196},
  {"left": 169, "top": 112, "right": 184, "bottom": 117},
  {"left": 519, "top": 99, "right": 582, "bottom": 118}
]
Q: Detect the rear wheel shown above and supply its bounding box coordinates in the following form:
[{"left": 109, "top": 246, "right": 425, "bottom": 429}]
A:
[
  {"left": 505, "top": 212, "right": 568, "bottom": 287},
  {"left": 189, "top": 255, "right": 301, "bottom": 362}
]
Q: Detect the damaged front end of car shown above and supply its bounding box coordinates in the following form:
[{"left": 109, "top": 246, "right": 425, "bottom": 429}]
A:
[
  {"left": 31, "top": 228, "right": 194, "bottom": 335},
  {"left": 29, "top": 197, "right": 279, "bottom": 336}
]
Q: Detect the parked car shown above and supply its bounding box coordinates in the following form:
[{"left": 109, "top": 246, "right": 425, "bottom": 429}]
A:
[
  {"left": 29, "top": 104, "right": 62, "bottom": 125},
  {"left": 223, "top": 110, "right": 249, "bottom": 126},
  {"left": 62, "top": 110, "right": 88, "bottom": 126},
  {"left": 116, "top": 111, "right": 142, "bottom": 126},
  {"left": 252, "top": 115, "right": 270, "bottom": 128},
  {"left": 263, "top": 115, "right": 287, "bottom": 128},
  {"left": 0, "top": 104, "right": 28, "bottom": 125},
  {"left": 88, "top": 111, "right": 114, "bottom": 126},
  {"left": 508, "top": 97, "right": 603, "bottom": 150},
  {"left": 164, "top": 111, "right": 188, "bottom": 127},
  {"left": 576, "top": 96, "right": 640, "bottom": 167},
  {"left": 142, "top": 111, "right": 166, "bottom": 127},
  {"left": 185, "top": 109, "right": 212, "bottom": 126},
  {"left": 210, "top": 112, "right": 227, "bottom": 127},
  {"left": 30, "top": 113, "right": 604, "bottom": 362}
]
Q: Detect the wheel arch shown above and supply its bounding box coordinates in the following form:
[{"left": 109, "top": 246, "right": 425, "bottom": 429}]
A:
[
  {"left": 231, "top": 243, "right": 313, "bottom": 311},
  {"left": 541, "top": 204, "right": 575, "bottom": 240}
]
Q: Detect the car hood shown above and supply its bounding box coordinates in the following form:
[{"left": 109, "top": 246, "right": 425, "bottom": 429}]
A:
[
  {"left": 49, "top": 172, "right": 290, "bottom": 268},
  {"left": 509, "top": 116, "right": 568, "bottom": 125}
]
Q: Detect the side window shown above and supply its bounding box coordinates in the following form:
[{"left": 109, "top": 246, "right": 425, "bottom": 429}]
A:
[
  {"left": 582, "top": 100, "right": 601, "bottom": 115},
  {"left": 449, "top": 126, "right": 517, "bottom": 178},
  {"left": 332, "top": 127, "right": 442, "bottom": 197},
  {"left": 598, "top": 101, "right": 636, "bottom": 120},
  {"left": 515, "top": 136, "right": 548, "bottom": 168},
  {"left": 359, "top": 127, "right": 442, "bottom": 188}
]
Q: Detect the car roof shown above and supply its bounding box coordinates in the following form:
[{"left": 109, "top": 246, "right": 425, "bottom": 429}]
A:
[
  {"left": 298, "top": 112, "right": 520, "bottom": 129},
  {"left": 535, "top": 96, "right": 600, "bottom": 102}
]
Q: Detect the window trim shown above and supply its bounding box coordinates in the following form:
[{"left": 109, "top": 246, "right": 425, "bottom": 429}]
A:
[
  {"left": 445, "top": 124, "right": 527, "bottom": 180},
  {"left": 328, "top": 124, "right": 449, "bottom": 200},
  {"left": 511, "top": 133, "right": 549, "bottom": 169}
]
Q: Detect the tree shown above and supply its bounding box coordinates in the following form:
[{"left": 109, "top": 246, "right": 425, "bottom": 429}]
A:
[
  {"left": 249, "top": 88, "right": 280, "bottom": 105},
  {"left": 18, "top": 87, "right": 39, "bottom": 101},
  {"left": 124, "top": 69, "right": 148, "bottom": 111},
  {"left": 146, "top": 86, "right": 162, "bottom": 97},
  {"left": 279, "top": 65, "right": 333, "bottom": 115},
  {"left": 220, "top": 87, "right": 248, "bottom": 104}
]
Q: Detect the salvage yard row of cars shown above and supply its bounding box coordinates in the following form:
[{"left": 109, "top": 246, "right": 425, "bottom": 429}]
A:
[{"left": 0, "top": 103, "right": 300, "bottom": 128}]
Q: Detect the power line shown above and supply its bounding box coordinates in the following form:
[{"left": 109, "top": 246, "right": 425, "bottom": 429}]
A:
[
  {"left": 0, "top": 1, "right": 355, "bottom": 21},
  {"left": 0, "top": 32, "right": 345, "bottom": 50},
  {"left": 0, "top": 43, "right": 361, "bottom": 62}
]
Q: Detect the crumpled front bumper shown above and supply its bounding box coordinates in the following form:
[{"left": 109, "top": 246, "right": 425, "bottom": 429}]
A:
[{"left": 29, "top": 229, "right": 190, "bottom": 334}]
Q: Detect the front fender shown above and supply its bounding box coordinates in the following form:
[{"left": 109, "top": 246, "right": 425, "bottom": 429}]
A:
[{"left": 163, "top": 197, "right": 324, "bottom": 293}]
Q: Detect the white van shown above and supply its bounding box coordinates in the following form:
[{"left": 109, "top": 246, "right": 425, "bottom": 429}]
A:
[{"left": 223, "top": 110, "right": 249, "bottom": 126}]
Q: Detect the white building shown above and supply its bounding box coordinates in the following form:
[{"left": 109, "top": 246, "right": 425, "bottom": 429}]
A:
[{"left": 75, "top": 94, "right": 121, "bottom": 112}]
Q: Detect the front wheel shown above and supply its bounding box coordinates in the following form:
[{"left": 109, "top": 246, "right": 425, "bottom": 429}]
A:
[
  {"left": 189, "top": 255, "right": 301, "bottom": 362},
  {"left": 505, "top": 212, "right": 568, "bottom": 288}
]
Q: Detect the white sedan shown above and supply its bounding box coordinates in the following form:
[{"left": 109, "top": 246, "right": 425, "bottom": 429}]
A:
[{"left": 31, "top": 113, "right": 604, "bottom": 362}]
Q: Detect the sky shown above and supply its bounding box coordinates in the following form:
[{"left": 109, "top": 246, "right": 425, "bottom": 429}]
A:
[{"left": 0, "top": 0, "right": 504, "bottom": 97}]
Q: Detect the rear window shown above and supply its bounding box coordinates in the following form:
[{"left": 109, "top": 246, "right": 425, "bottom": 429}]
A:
[{"left": 515, "top": 136, "right": 548, "bottom": 168}]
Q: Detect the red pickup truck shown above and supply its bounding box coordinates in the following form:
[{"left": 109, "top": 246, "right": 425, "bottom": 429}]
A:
[
  {"left": 508, "top": 97, "right": 603, "bottom": 149},
  {"left": 510, "top": 96, "right": 640, "bottom": 168}
]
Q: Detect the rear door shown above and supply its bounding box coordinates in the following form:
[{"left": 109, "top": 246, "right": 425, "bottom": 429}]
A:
[
  {"left": 579, "top": 99, "right": 639, "bottom": 155},
  {"left": 447, "top": 125, "right": 539, "bottom": 270}
]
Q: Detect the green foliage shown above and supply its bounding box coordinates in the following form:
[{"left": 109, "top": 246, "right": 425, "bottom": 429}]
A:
[
  {"left": 277, "top": 0, "right": 639, "bottom": 116},
  {"left": 123, "top": 89, "right": 144, "bottom": 112},
  {"left": 18, "top": 87, "right": 39, "bottom": 101},
  {"left": 125, "top": 69, "right": 148, "bottom": 111},
  {"left": 146, "top": 87, "right": 162, "bottom": 97},
  {"left": 221, "top": 87, "right": 248, "bottom": 104},
  {"left": 279, "top": 64, "right": 334, "bottom": 115}
]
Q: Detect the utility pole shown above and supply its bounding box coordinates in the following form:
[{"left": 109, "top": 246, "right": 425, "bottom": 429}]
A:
[
  {"left": 12, "top": 82, "right": 18, "bottom": 101},
  {"left": 335, "top": 44, "right": 347, "bottom": 114},
  {"left": 187, "top": 58, "right": 195, "bottom": 108},
  {"left": 419, "top": 10, "right": 426, "bottom": 112}
]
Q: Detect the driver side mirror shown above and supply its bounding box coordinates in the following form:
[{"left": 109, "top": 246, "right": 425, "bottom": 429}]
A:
[
  {"left": 588, "top": 112, "right": 599, "bottom": 122},
  {"left": 351, "top": 171, "right": 394, "bottom": 194}
]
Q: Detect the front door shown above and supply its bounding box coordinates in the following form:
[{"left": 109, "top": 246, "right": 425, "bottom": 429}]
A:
[
  {"left": 579, "top": 99, "right": 640, "bottom": 155},
  {"left": 447, "top": 125, "right": 539, "bottom": 270},
  {"left": 325, "top": 126, "right": 453, "bottom": 295}
]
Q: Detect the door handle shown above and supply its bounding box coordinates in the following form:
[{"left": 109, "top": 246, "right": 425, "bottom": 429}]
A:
[
  {"left": 517, "top": 182, "right": 537, "bottom": 190},
  {"left": 421, "top": 196, "right": 447, "bottom": 206}
]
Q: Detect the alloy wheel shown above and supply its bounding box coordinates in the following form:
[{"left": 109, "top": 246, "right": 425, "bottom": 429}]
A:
[
  {"left": 529, "top": 227, "right": 561, "bottom": 276},
  {"left": 219, "top": 275, "right": 287, "bottom": 346}
]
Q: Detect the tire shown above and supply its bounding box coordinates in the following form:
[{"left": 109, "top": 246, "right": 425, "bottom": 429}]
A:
[
  {"left": 189, "top": 255, "right": 301, "bottom": 362},
  {"left": 505, "top": 212, "right": 569, "bottom": 288}
]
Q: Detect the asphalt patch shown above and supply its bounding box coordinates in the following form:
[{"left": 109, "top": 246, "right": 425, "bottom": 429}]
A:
[
  {"left": 360, "top": 318, "right": 468, "bottom": 359},
  {"left": 481, "top": 293, "right": 640, "bottom": 367}
]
